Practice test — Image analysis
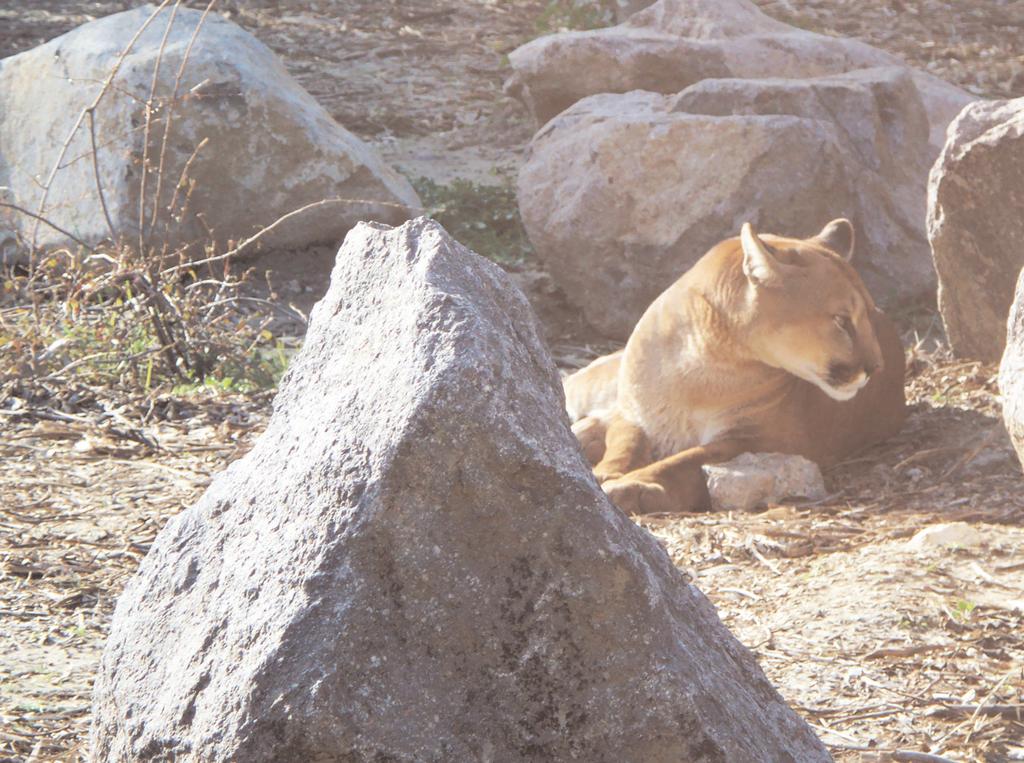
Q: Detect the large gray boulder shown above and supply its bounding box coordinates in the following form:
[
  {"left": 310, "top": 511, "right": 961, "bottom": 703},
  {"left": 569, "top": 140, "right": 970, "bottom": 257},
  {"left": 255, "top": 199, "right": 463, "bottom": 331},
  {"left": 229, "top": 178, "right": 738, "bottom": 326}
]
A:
[
  {"left": 519, "top": 67, "right": 934, "bottom": 338},
  {"left": 0, "top": 5, "right": 419, "bottom": 259},
  {"left": 506, "top": 0, "right": 971, "bottom": 154},
  {"left": 1000, "top": 267, "right": 1024, "bottom": 469},
  {"left": 927, "top": 97, "right": 1024, "bottom": 362},
  {"left": 91, "top": 218, "right": 828, "bottom": 762}
]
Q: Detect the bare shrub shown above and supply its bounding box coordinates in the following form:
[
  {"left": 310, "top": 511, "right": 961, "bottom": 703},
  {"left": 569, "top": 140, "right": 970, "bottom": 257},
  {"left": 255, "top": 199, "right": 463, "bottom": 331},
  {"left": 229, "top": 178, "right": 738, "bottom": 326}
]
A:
[{"left": 0, "top": 1, "right": 396, "bottom": 395}]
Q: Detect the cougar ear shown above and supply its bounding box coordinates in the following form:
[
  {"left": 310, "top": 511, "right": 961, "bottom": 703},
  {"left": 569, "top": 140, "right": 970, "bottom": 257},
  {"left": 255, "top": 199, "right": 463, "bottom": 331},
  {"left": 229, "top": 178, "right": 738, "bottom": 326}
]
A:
[
  {"left": 740, "top": 222, "right": 781, "bottom": 287},
  {"left": 813, "top": 218, "right": 855, "bottom": 262}
]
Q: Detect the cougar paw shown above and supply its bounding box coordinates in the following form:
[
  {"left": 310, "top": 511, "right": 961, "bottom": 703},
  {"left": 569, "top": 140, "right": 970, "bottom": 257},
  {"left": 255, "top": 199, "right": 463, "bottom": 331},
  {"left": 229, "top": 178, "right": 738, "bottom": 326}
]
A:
[
  {"left": 580, "top": 439, "right": 607, "bottom": 467},
  {"left": 592, "top": 466, "right": 624, "bottom": 484},
  {"left": 572, "top": 417, "right": 607, "bottom": 466},
  {"left": 602, "top": 477, "right": 673, "bottom": 515}
]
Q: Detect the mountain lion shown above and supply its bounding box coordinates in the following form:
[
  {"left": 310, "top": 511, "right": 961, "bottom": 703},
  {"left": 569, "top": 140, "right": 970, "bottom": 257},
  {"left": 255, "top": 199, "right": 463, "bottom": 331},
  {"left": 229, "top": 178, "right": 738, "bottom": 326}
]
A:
[{"left": 564, "top": 219, "right": 906, "bottom": 514}]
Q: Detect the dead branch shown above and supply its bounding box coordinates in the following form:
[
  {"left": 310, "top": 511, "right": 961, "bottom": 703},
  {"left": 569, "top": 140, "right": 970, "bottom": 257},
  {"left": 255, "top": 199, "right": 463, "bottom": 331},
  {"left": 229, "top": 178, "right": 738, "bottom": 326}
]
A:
[
  {"left": 86, "top": 108, "right": 117, "bottom": 241},
  {"left": 827, "top": 744, "right": 959, "bottom": 763},
  {"left": 864, "top": 643, "right": 948, "bottom": 659},
  {"left": 150, "top": 0, "right": 217, "bottom": 237},
  {"left": 29, "top": 0, "right": 174, "bottom": 251},
  {"left": 197, "top": 296, "right": 308, "bottom": 325},
  {"left": 929, "top": 703, "right": 1023, "bottom": 719},
  {"left": 163, "top": 196, "right": 424, "bottom": 276},
  {"left": 891, "top": 752, "right": 961, "bottom": 763},
  {"left": 166, "top": 136, "right": 209, "bottom": 221},
  {"left": 137, "top": 0, "right": 183, "bottom": 253},
  {"left": 37, "top": 344, "right": 173, "bottom": 383},
  {"left": 0, "top": 202, "right": 95, "bottom": 252}
]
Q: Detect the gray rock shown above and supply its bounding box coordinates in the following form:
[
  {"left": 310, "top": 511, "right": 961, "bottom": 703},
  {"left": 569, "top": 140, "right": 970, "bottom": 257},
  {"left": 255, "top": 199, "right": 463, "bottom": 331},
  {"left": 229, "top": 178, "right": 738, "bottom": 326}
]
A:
[
  {"left": 519, "top": 68, "right": 934, "bottom": 338},
  {"left": 506, "top": 0, "right": 971, "bottom": 153},
  {"left": 0, "top": 5, "right": 419, "bottom": 259},
  {"left": 91, "top": 218, "right": 828, "bottom": 762},
  {"left": 1000, "top": 266, "right": 1024, "bottom": 469},
  {"left": 704, "top": 453, "right": 827, "bottom": 513},
  {"left": 928, "top": 97, "right": 1024, "bottom": 362},
  {"left": 613, "top": 0, "right": 659, "bottom": 21}
]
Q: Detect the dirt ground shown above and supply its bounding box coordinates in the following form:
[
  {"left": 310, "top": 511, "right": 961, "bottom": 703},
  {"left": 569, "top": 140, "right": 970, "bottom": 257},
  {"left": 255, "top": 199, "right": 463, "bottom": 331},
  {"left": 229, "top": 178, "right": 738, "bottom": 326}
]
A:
[{"left": 2, "top": 1, "right": 1023, "bottom": 761}]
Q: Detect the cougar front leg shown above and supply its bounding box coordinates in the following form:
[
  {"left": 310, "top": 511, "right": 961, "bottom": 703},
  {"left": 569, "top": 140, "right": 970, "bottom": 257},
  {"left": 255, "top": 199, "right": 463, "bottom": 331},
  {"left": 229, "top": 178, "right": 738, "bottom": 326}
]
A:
[
  {"left": 603, "top": 438, "right": 747, "bottom": 515},
  {"left": 592, "top": 415, "right": 652, "bottom": 483},
  {"left": 571, "top": 415, "right": 608, "bottom": 466}
]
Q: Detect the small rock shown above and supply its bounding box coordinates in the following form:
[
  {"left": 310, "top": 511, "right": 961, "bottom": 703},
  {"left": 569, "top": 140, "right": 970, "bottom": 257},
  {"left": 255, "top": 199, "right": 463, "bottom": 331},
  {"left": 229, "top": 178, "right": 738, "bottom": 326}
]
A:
[
  {"left": 704, "top": 453, "right": 826, "bottom": 512},
  {"left": 905, "top": 522, "right": 986, "bottom": 551},
  {"left": 72, "top": 437, "right": 95, "bottom": 454},
  {"left": 905, "top": 467, "right": 925, "bottom": 482},
  {"left": 964, "top": 445, "right": 1016, "bottom": 475}
]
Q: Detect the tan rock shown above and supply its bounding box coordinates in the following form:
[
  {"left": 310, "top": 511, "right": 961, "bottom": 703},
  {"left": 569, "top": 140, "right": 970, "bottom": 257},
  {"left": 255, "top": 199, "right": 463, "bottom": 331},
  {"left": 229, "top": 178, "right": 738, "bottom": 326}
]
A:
[
  {"left": 928, "top": 97, "right": 1024, "bottom": 362},
  {"left": 519, "top": 68, "right": 934, "bottom": 337},
  {"left": 613, "top": 0, "right": 658, "bottom": 21},
  {"left": 1000, "top": 266, "right": 1024, "bottom": 469},
  {"left": 506, "top": 0, "right": 972, "bottom": 153}
]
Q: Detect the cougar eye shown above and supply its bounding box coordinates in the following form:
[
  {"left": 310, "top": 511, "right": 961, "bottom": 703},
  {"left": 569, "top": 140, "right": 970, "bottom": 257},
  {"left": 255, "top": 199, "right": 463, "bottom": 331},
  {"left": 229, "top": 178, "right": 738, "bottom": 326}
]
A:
[{"left": 834, "top": 314, "right": 855, "bottom": 337}]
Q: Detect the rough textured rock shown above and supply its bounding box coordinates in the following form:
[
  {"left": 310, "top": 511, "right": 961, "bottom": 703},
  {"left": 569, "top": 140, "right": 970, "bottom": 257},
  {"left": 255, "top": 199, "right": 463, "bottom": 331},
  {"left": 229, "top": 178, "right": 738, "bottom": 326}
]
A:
[
  {"left": 1000, "top": 267, "right": 1024, "bottom": 469},
  {"left": 613, "top": 0, "right": 658, "bottom": 21},
  {"left": 0, "top": 5, "right": 419, "bottom": 259},
  {"left": 91, "top": 218, "right": 828, "bottom": 762},
  {"left": 506, "top": 0, "right": 972, "bottom": 152},
  {"left": 519, "top": 67, "right": 934, "bottom": 337},
  {"left": 927, "top": 97, "right": 1024, "bottom": 362},
  {"left": 704, "top": 453, "right": 826, "bottom": 513}
]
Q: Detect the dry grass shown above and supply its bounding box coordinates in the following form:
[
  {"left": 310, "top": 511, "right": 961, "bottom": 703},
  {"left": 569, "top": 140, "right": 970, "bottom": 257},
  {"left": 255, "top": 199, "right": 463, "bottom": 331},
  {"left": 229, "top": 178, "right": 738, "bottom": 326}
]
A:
[
  {"left": 548, "top": 329, "right": 1024, "bottom": 761},
  {"left": 641, "top": 352, "right": 1024, "bottom": 762},
  {"left": 0, "top": 379, "right": 268, "bottom": 761},
  {"left": 2, "top": 345, "right": 1021, "bottom": 762}
]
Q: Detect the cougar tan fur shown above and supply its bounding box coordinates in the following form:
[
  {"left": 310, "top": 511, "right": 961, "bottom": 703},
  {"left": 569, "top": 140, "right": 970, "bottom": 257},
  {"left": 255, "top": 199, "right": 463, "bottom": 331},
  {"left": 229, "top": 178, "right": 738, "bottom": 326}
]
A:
[{"left": 565, "top": 219, "right": 906, "bottom": 514}]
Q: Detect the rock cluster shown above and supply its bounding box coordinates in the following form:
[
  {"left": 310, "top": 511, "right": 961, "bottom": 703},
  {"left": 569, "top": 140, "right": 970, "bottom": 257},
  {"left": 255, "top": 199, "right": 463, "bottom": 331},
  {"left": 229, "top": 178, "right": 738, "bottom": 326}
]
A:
[
  {"left": 510, "top": 0, "right": 973, "bottom": 337},
  {"left": 507, "top": 0, "right": 971, "bottom": 152}
]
